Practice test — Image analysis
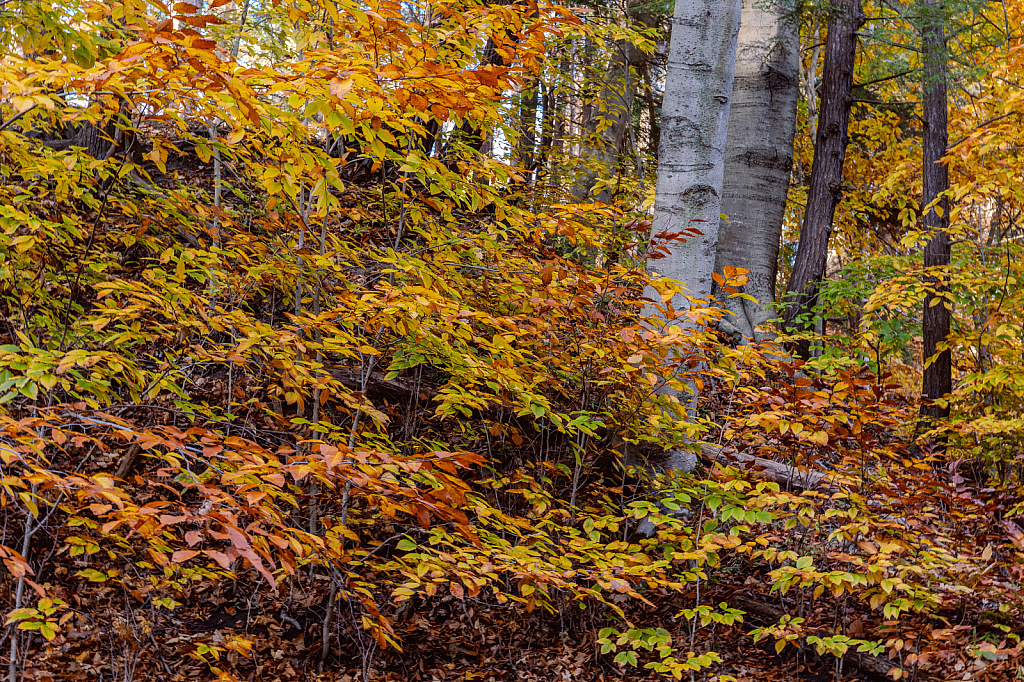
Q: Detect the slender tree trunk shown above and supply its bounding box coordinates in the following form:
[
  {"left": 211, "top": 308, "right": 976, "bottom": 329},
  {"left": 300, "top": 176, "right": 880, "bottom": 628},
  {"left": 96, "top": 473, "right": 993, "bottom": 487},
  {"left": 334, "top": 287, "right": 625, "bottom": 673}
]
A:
[
  {"left": 645, "top": 0, "right": 743, "bottom": 313},
  {"left": 713, "top": 0, "right": 800, "bottom": 341},
  {"left": 231, "top": 0, "right": 252, "bottom": 58},
  {"left": 534, "top": 80, "right": 554, "bottom": 181},
  {"left": 580, "top": 36, "right": 596, "bottom": 138},
  {"left": 920, "top": 0, "right": 951, "bottom": 427},
  {"left": 780, "top": 0, "right": 864, "bottom": 357},
  {"left": 801, "top": 14, "right": 822, "bottom": 144},
  {"left": 516, "top": 78, "right": 539, "bottom": 175},
  {"left": 441, "top": 36, "right": 507, "bottom": 158},
  {"left": 641, "top": 68, "right": 662, "bottom": 160},
  {"left": 571, "top": 39, "right": 643, "bottom": 202}
]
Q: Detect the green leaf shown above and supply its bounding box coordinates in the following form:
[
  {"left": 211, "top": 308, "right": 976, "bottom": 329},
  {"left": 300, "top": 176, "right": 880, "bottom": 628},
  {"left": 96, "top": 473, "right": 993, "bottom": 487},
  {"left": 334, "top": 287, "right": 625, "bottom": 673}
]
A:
[
  {"left": 76, "top": 568, "right": 107, "bottom": 582},
  {"left": 614, "top": 651, "right": 638, "bottom": 667}
]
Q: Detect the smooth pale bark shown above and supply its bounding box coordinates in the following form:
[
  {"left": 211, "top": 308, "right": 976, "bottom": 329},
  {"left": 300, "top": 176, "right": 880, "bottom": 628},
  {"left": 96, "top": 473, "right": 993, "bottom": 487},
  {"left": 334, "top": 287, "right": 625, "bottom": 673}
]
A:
[
  {"left": 920, "top": 0, "right": 951, "bottom": 429},
  {"left": 646, "top": 0, "right": 742, "bottom": 313},
  {"left": 640, "top": 0, "right": 742, "bottom": 475},
  {"left": 781, "top": 0, "right": 863, "bottom": 357},
  {"left": 713, "top": 0, "right": 800, "bottom": 341}
]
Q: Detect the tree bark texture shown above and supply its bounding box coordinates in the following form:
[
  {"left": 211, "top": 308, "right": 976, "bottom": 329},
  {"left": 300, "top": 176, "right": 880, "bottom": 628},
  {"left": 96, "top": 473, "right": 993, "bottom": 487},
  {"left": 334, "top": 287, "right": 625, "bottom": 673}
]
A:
[
  {"left": 644, "top": 0, "right": 743, "bottom": 312},
  {"left": 920, "top": 0, "right": 951, "bottom": 424},
  {"left": 713, "top": 0, "right": 800, "bottom": 341},
  {"left": 780, "top": 0, "right": 863, "bottom": 355},
  {"left": 639, "top": 0, "right": 742, "bottom": 476}
]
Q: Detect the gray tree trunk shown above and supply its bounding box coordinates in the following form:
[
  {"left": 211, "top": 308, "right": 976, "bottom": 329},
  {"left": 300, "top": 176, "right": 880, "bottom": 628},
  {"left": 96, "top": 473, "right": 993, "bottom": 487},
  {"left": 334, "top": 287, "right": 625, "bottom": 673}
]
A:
[
  {"left": 645, "top": 0, "right": 743, "bottom": 315},
  {"left": 919, "top": 0, "right": 951, "bottom": 432},
  {"left": 713, "top": 0, "right": 800, "bottom": 341},
  {"left": 639, "top": 0, "right": 742, "bottom": 476}
]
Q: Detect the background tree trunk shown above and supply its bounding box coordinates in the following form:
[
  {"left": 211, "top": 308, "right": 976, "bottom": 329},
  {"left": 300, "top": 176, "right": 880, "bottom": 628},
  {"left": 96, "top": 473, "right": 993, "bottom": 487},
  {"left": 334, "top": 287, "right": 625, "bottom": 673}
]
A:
[
  {"left": 516, "top": 77, "right": 539, "bottom": 175},
  {"left": 920, "top": 0, "right": 951, "bottom": 427},
  {"left": 713, "top": 0, "right": 800, "bottom": 341},
  {"left": 780, "top": 0, "right": 864, "bottom": 357},
  {"left": 571, "top": 39, "right": 644, "bottom": 203},
  {"left": 442, "top": 35, "right": 507, "bottom": 158}
]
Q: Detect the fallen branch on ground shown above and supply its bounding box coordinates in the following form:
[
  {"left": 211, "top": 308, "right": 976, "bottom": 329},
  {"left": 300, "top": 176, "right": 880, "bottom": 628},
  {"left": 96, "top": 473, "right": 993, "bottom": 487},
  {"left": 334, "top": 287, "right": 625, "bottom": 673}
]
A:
[{"left": 696, "top": 442, "right": 837, "bottom": 492}]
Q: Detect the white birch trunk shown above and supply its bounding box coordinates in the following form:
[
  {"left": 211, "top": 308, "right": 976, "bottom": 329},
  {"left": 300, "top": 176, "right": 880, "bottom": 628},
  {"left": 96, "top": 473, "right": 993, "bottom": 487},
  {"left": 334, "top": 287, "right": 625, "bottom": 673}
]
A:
[
  {"left": 645, "top": 0, "right": 743, "bottom": 314},
  {"left": 638, "top": 0, "right": 742, "bottom": 477},
  {"left": 714, "top": 0, "right": 800, "bottom": 341}
]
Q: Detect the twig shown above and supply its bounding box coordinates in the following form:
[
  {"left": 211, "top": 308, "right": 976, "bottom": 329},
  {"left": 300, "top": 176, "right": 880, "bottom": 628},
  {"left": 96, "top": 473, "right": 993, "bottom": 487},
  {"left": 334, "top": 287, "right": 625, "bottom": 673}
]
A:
[
  {"left": 0, "top": 105, "right": 37, "bottom": 132},
  {"left": 947, "top": 111, "right": 1018, "bottom": 150}
]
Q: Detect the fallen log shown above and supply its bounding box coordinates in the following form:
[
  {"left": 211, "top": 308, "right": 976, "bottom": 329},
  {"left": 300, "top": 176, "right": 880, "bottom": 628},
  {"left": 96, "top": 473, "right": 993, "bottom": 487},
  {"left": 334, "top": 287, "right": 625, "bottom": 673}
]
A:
[
  {"left": 696, "top": 442, "right": 837, "bottom": 492},
  {"left": 728, "top": 593, "right": 920, "bottom": 681},
  {"left": 325, "top": 367, "right": 436, "bottom": 403}
]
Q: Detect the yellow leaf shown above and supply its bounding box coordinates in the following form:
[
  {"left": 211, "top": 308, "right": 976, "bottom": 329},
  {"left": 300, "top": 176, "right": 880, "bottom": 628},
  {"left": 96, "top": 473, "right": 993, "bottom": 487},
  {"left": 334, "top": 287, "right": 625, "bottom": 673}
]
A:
[
  {"left": 330, "top": 78, "right": 353, "bottom": 99},
  {"left": 12, "top": 96, "right": 34, "bottom": 114},
  {"left": 225, "top": 129, "right": 245, "bottom": 145}
]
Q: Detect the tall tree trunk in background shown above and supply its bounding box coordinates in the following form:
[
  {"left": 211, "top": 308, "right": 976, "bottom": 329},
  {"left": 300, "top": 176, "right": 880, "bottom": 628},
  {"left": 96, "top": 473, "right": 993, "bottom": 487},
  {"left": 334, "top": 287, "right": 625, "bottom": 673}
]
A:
[
  {"left": 920, "top": 0, "right": 951, "bottom": 430},
  {"left": 441, "top": 32, "right": 509, "bottom": 158},
  {"left": 642, "top": 68, "right": 663, "bottom": 160},
  {"left": 534, "top": 80, "right": 554, "bottom": 181},
  {"left": 713, "top": 0, "right": 800, "bottom": 341},
  {"left": 516, "top": 78, "right": 539, "bottom": 175},
  {"left": 571, "top": 39, "right": 644, "bottom": 202},
  {"left": 645, "top": 0, "right": 742, "bottom": 313},
  {"left": 780, "top": 0, "right": 863, "bottom": 357},
  {"left": 550, "top": 54, "right": 569, "bottom": 187}
]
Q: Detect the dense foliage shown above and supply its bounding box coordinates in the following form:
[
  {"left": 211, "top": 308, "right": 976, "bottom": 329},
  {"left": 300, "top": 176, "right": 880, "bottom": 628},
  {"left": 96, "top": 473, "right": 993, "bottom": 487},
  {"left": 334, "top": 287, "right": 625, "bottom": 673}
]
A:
[{"left": 0, "top": 0, "right": 1023, "bottom": 680}]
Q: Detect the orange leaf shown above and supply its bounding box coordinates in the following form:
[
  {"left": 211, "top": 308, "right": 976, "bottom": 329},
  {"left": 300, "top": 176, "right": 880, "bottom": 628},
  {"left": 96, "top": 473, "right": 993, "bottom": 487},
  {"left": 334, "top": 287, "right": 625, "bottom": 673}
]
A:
[
  {"left": 330, "top": 78, "right": 353, "bottom": 99},
  {"left": 224, "top": 524, "right": 277, "bottom": 590},
  {"left": 171, "top": 550, "right": 201, "bottom": 563},
  {"left": 206, "top": 549, "right": 234, "bottom": 571}
]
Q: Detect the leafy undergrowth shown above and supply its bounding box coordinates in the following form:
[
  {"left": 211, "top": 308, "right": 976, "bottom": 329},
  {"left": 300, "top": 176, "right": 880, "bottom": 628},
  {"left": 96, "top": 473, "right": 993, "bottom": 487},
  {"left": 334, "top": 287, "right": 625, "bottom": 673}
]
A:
[{"left": 1, "top": 0, "right": 1024, "bottom": 680}]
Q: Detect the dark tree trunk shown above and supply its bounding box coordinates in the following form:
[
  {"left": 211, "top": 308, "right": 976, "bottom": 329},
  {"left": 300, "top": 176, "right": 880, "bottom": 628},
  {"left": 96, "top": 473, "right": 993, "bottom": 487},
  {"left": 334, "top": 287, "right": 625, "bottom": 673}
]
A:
[
  {"left": 516, "top": 77, "right": 539, "bottom": 175},
  {"left": 781, "top": 0, "right": 864, "bottom": 357},
  {"left": 920, "top": 0, "right": 951, "bottom": 427},
  {"left": 534, "top": 80, "right": 554, "bottom": 181},
  {"left": 70, "top": 120, "right": 119, "bottom": 159}
]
